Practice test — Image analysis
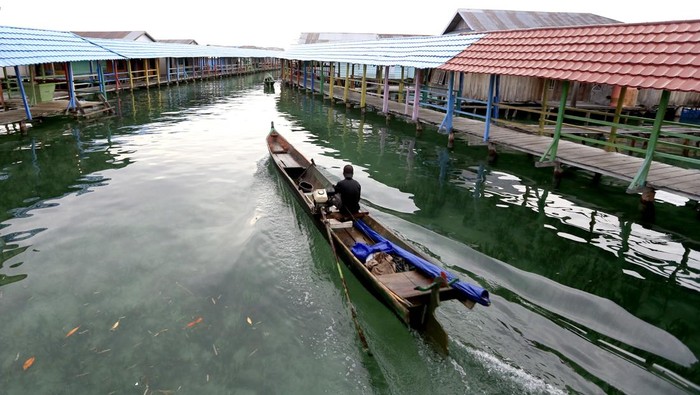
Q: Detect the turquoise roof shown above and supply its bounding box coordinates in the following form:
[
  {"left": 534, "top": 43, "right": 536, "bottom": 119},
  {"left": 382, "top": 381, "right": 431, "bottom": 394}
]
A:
[
  {"left": 281, "top": 33, "right": 486, "bottom": 68},
  {"left": 0, "top": 25, "right": 122, "bottom": 67},
  {"left": 0, "top": 25, "right": 282, "bottom": 67}
]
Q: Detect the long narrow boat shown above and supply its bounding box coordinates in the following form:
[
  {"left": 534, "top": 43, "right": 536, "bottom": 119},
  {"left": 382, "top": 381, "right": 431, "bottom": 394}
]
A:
[{"left": 267, "top": 122, "right": 490, "bottom": 352}]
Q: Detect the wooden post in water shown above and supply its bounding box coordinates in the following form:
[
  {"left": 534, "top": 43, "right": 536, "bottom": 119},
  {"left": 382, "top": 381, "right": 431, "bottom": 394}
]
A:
[
  {"left": 127, "top": 60, "right": 134, "bottom": 90},
  {"left": 539, "top": 80, "right": 570, "bottom": 163},
  {"left": 155, "top": 59, "right": 162, "bottom": 86},
  {"left": 628, "top": 90, "right": 671, "bottom": 193},
  {"left": 398, "top": 66, "right": 405, "bottom": 104},
  {"left": 640, "top": 186, "right": 656, "bottom": 222},
  {"left": 343, "top": 63, "right": 350, "bottom": 106},
  {"left": 382, "top": 66, "right": 390, "bottom": 115},
  {"left": 412, "top": 69, "right": 421, "bottom": 123},
  {"left": 145, "top": 59, "right": 151, "bottom": 88},
  {"left": 113, "top": 61, "right": 121, "bottom": 91},
  {"left": 318, "top": 61, "right": 324, "bottom": 98},
  {"left": 360, "top": 64, "right": 367, "bottom": 111},
  {"left": 329, "top": 62, "right": 335, "bottom": 103},
  {"left": 608, "top": 86, "right": 627, "bottom": 151}
]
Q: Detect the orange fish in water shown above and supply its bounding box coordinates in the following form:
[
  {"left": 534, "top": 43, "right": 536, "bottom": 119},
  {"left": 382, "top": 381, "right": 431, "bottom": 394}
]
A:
[
  {"left": 185, "top": 317, "right": 203, "bottom": 329},
  {"left": 23, "top": 356, "right": 35, "bottom": 371},
  {"left": 65, "top": 326, "right": 80, "bottom": 338}
]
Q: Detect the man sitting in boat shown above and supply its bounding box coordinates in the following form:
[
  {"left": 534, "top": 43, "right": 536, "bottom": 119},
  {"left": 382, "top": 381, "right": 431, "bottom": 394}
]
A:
[{"left": 331, "top": 164, "right": 361, "bottom": 216}]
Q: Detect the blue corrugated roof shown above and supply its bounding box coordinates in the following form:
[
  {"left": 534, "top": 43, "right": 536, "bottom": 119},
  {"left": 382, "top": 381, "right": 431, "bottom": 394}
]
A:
[
  {"left": 0, "top": 25, "right": 123, "bottom": 67},
  {"left": 0, "top": 25, "right": 282, "bottom": 67},
  {"left": 86, "top": 38, "right": 281, "bottom": 59},
  {"left": 281, "top": 33, "right": 486, "bottom": 68}
]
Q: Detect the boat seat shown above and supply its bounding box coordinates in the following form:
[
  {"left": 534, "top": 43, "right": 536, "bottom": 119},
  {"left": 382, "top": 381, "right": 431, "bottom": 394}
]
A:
[{"left": 270, "top": 141, "right": 287, "bottom": 153}]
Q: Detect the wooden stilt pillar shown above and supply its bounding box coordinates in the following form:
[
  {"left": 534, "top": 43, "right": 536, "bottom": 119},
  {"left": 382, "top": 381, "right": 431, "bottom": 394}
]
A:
[
  {"left": 487, "top": 142, "right": 498, "bottom": 164},
  {"left": 448, "top": 131, "right": 455, "bottom": 149},
  {"left": 640, "top": 186, "right": 656, "bottom": 222},
  {"left": 415, "top": 121, "right": 423, "bottom": 137},
  {"left": 553, "top": 162, "right": 564, "bottom": 188}
]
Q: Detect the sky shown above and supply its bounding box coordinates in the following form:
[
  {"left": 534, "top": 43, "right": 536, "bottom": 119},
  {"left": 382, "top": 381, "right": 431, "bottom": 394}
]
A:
[{"left": 0, "top": 0, "right": 697, "bottom": 49}]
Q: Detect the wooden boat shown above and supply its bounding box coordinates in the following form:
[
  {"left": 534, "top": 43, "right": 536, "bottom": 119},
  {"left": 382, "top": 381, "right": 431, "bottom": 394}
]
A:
[{"left": 267, "top": 122, "right": 490, "bottom": 352}]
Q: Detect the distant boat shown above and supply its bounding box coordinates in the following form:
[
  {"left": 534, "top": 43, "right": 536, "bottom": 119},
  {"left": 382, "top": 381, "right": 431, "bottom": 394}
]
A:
[{"left": 266, "top": 122, "right": 490, "bottom": 353}]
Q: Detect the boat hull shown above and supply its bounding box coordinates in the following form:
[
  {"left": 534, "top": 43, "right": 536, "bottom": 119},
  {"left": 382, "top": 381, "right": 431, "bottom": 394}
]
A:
[{"left": 266, "top": 128, "right": 478, "bottom": 334}]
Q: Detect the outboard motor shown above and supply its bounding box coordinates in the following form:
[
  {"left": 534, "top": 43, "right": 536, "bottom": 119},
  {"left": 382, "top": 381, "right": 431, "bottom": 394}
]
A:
[{"left": 312, "top": 187, "right": 336, "bottom": 212}]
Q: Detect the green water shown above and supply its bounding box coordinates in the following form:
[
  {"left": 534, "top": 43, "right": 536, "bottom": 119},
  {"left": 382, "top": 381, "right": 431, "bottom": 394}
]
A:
[{"left": 1, "top": 76, "right": 698, "bottom": 394}]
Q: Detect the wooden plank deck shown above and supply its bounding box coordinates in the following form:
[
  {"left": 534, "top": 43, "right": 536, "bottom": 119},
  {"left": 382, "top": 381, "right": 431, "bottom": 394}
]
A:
[{"left": 302, "top": 81, "right": 700, "bottom": 202}]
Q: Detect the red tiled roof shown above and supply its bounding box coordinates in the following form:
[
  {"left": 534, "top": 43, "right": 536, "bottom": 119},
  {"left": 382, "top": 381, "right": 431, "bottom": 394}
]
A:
[{"left": 439, "top": 20, "right": 700, "bottom": 93}]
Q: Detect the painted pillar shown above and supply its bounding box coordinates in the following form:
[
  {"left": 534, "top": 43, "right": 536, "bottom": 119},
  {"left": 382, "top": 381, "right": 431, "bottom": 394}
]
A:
[
  {"left": 343, "top": 63, "right": 350, "bottom": 103},
  {"left": 412, "top": 69, "right": 421, "bottom": 122},
  {"left": 113, "top": 60, "right": 121, "bottom": 91},
  {"left": 66, "top": 62, "right": 77, "bottom": 111},
  {"left": 398, "top": 66, "right": 405, "bottom": 104},
  {"left": 279, "top": 59, "right": 283, "bottom": 81},
  {"left": 14, "top": 66, "right": 32, "bottom": 120},
  {"left": 457, "top": 72, "right": 464, "bottom": 112},
  {"left": 318, "top": 61, "right": 324, "bottom": 97},
  {"left": 439, "top": 71, "right": 455, "bottom": 134},
  {"left": 539, "top": 80, "right": 571, "bottom": 162},
  {"left": 144, "top": 59, "right": 150, "bottom": 87},
  {"left": 376, "top": 66, "right": 383, "bottom": 97},
  {"left": 628, "top": 90, "right": 671, "bottom": 192},
  {"left": 484, "top": 74, "right": 497, "bottom": 141},
  {"left": 303, "top": 61, "right": 308, "bottom": 90},
  {"left": 155, "top": 59, "right": 161, "bottom": 85},
  {"left": 97, "top": 60, "right": 106, "bottom": 97},
  {"left": 360, "top": 64, "right": 367, "bottom": 110},
  {"left": 88, "top": 61, "right": 94, "bottom": 84},
  {"left": 0, "top": 75, "right": 4, "bottom": 109},
  {"left": 493, "top": 75, "right": 501, "bottom": 120},
  {"left": 382, "top": 65, "right": 390, "bottom": 114},
  {"left": 297, "top": 61, "right": 301, "bottom": 88},
  {"left": 608, "top": 86, "right": 627, "bottom": 151},
  {"left": 0, "top": 66, "right": 12, "bottom": 101},
  {"left": 329, "top": 62, "right": 335, "bottom": 102},
  {"left": 176, "top": 60, "right": 181, "bottom": 84},
  {"left": 311, "top": 61, "right": 316, "bottom": 94},
  {"left": 127, "top": 60, "right": 134, "bottom": 90}
]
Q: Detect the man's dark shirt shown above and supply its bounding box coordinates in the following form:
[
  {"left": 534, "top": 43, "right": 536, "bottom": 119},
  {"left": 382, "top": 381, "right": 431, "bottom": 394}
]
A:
[{"left": 334, "top": 177, "right": 361, "bottom": 214}]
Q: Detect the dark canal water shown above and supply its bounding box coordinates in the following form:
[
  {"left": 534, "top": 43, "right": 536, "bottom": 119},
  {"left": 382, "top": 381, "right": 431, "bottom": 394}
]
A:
[{"left": 1, "top": 76, "right": 698, "bottom": 394}]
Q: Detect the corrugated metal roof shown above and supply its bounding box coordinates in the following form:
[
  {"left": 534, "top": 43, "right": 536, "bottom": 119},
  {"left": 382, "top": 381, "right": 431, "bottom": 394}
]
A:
[
  {"left": 0, "top": 25, "right": 123, "bottom": 67},
  {"left": 0, "top": 25, "right": 281, "bottom": 67},
  {"left": 158, "top": 39, "right": 199, "bottom": 45},
  {"left": 442, "top": 9, "right": 620, "bottom": 34},
  {"left": 73, "top": 31, "right": 156, "bottom": 41},
  {"left": 297, "top": 32, "right": 420, "bottom": 44},
  {"left": 439, "top": 20, "right": 700, "bottom": 93},
  {"left": 86, "top": 38, "right": 281, "bottom": 59},
  {"left": 281, "top": 34, "right": 485, "bottom": 68}
]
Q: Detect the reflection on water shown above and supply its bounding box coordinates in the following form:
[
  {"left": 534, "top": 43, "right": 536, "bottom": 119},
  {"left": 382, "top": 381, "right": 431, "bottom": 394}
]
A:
[
  {"left": 278, "top": 87, "right": 700, "bottom": 392},
  {"left": 1, "top": 77, "right": 698, "bottom": 394}
]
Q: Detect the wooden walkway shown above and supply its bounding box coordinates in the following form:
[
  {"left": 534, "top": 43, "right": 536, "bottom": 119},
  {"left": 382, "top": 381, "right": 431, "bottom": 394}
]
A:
[{"left": 300, "top": 81, "right": 700, "bottom": 202}]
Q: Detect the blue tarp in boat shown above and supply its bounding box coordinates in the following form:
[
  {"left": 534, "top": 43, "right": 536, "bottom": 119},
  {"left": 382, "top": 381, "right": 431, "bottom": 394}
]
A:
[{"left": 351, "top": 220, "right": 491, "bottom": 306}]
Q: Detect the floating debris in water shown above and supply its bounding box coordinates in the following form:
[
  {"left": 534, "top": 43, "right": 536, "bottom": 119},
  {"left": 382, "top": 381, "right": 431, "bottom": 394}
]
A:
[
  {"left": 23, "top": 356, "right": 35, "bottom": 371},
  {"left": 185, "top": 317, "right": 203, "bottom": 328},
  {"left": 65, "top": 326, "right": 80, "bottom": 338}
]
